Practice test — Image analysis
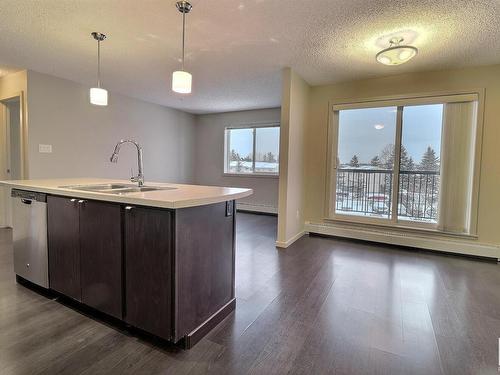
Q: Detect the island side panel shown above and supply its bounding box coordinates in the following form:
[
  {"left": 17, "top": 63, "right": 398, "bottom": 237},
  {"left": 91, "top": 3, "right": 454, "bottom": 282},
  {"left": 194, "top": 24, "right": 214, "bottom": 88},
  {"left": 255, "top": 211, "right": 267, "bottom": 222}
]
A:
[{"left": 174, "top": 201, "right": 235, "bottom": 342}]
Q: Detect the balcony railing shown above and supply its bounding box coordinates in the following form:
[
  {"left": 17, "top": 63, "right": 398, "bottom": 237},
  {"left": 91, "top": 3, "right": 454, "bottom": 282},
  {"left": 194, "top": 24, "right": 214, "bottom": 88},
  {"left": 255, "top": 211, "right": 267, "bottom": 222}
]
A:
[{"left": 335, "top": 168, "right": 440, "bottom": 222}]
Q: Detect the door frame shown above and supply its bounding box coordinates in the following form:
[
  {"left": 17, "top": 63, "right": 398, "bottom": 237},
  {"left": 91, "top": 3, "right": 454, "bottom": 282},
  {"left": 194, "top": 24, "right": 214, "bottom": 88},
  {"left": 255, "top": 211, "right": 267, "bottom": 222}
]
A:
[
  {"left": 0, "top": 91, "right": 27, "bottom": 227},
  {"left": 0, "top": 91, "right": 28, "bottom": 180}
]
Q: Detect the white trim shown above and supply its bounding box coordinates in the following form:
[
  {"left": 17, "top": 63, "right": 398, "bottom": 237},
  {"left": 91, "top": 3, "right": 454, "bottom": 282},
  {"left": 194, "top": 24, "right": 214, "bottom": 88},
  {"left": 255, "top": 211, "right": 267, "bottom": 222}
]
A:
[
  {"left": 324, "top": 217, "right": 469, "bottom": 237},
  {"left": 332, "top": 92, "right": 479, "bottom": 110},
  {"left": 225, "top": 121, "right": 280, "bottom": 130},
  {"left": 223, "top": 173, "right": 279, "bottom": 179},
  {"left": 236, "top": 202, "right": 277, "bottom": 214},
  {"left": 275, "top": 230, "right": 305, "bottom": 248},
  {"left": 224, "top": 123, "right": 280, "bottom": 175},
  {"left": 326, "top": 89, "right": 483, "bottom": 236},
  {"left": 305, "top": 221, "right": 500, "bottom": 260}
]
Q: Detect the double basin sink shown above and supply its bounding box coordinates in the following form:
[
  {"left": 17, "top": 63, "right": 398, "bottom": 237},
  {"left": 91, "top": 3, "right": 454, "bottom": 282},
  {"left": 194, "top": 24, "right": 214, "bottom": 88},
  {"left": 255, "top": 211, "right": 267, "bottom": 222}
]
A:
[{"left": 60, "top": 183, "right": 176, "bottom": 195}]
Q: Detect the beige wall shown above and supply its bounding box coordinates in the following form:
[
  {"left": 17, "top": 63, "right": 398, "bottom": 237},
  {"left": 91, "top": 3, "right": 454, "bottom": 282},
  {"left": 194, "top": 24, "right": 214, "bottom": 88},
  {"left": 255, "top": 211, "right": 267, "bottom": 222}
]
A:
[
  {"left": 305, "top": 64, "right": 500, "bottom": 247},
  {"left": 277, "top": 68, "right": 310, "bottom": 246},
  {"left": 26, "top": 70, "right": 196, "bottom": 183},
  {"left": 0, "top": 70, "right": 27, "bottom": 99},
  {"left": 194, "top": 108, "right": 281, "bottom": 213}
]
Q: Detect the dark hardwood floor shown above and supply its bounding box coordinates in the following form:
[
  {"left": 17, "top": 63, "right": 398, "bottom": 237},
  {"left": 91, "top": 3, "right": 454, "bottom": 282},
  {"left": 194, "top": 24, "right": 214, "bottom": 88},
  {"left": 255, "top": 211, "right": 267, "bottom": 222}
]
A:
[{"left": 1, "top": 212, "right": 500, "bottom": 374}]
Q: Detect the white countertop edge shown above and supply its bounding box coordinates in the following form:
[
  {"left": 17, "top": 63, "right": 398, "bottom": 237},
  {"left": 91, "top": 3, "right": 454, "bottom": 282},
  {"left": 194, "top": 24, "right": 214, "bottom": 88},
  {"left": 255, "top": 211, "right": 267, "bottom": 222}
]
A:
[{"left": 0, "top": 179, "right": 253, "bottom": 209}]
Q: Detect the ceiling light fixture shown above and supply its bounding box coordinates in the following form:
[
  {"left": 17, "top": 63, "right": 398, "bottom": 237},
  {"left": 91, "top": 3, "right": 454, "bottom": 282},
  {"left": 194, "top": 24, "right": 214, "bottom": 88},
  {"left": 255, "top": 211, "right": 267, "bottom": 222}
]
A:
[
  {"left": 172, "top": 1, "right": 193, "bottom": 94},
  {"left": 90, "top": 32, "right": 108, "bottom": 106},
  {"left": 374, "top": 124, "right": 385, "bottom": 130},
  {"left": 376, "top": 37, "right": 418, "bottom": 66}
]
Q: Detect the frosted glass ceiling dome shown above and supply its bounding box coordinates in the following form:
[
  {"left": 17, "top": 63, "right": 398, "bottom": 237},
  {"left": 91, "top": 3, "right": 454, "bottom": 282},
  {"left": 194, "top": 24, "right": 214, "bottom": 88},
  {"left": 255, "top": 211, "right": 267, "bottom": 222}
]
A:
[{"left": 376, "top": 37, "right": 418, "bottom": 66}]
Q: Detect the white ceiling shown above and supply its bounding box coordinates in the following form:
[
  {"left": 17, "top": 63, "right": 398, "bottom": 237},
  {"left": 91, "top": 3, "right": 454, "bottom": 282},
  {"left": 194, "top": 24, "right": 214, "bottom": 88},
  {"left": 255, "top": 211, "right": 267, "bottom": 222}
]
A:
[{"left": 0, "top": 0, "right": 499, "bottom": 114}]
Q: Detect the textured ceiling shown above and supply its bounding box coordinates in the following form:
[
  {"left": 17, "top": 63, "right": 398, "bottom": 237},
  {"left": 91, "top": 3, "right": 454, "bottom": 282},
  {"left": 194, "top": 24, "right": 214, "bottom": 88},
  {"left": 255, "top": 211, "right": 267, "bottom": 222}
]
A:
[{"left": 0, "top": 0, "right": 499, "bottom": 114}]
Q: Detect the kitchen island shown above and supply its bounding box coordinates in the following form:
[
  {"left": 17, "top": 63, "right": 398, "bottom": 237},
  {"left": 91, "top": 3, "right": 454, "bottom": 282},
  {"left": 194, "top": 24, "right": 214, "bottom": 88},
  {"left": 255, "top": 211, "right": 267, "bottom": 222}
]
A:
[{"left": 1, "top": 178, "right": 252, "bottom": 348}]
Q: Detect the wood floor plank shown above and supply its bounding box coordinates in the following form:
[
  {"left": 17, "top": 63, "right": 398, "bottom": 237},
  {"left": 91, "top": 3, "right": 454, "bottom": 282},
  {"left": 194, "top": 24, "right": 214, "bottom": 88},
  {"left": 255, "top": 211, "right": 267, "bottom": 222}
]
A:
[{"left": 1, "top": 213, "right": 499, "bottom": 374}]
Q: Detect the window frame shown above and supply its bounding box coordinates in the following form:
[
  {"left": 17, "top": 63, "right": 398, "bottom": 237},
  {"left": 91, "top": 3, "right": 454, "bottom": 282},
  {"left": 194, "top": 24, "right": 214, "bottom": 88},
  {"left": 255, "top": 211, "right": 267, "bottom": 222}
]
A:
[
  {"left": 325, "top": 91, "right": 483, "bottom": 235},
  {"left": 223, "top": 122, "right": 280, "bottom": 177}
]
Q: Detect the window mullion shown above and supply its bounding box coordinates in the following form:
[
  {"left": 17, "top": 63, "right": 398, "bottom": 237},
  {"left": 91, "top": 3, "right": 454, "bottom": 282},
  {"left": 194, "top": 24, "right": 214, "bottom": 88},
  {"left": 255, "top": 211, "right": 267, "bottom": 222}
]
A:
[
  {"left": 226, "top": 129, "right": 231, "bottom": 173},
  {"left": 252, "top": 127, "right": 256, "bottom": 172},
  {"left": 391, "top": 106, "right": 404, "bottom": 223}
]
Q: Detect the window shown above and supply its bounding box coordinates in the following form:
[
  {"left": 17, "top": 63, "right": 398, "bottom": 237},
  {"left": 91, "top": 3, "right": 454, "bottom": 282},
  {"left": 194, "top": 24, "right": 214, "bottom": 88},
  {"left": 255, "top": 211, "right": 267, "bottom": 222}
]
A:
[
  {"left": 224, "top": 124, "right": 280, "bottom": 175},
  {"left": 328, "top": 94, "right": 480, "bottom": 234}
]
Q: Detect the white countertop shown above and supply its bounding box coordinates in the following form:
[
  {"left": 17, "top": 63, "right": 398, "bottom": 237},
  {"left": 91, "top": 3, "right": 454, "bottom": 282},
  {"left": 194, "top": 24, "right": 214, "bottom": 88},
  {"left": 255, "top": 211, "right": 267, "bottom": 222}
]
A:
[{"left": 0, "top": 178, "right": 253, "bottom": 209}]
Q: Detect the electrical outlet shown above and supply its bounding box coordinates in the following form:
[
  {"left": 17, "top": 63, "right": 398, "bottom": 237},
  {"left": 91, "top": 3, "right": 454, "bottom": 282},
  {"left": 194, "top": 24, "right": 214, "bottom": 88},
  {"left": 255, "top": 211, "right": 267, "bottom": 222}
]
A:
[{"left": 38, "top": 144, "right": 52, "bottom": 153}]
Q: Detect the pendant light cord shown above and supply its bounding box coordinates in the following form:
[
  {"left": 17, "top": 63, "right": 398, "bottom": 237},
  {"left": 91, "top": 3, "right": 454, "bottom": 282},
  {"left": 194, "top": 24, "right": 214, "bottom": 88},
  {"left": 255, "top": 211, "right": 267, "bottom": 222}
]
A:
[
  {"left": 181, "top": 9, "right": 186, "bottom": 71},
  {"left": 97, "top": 39, "right": 101, "bottom": 88}
]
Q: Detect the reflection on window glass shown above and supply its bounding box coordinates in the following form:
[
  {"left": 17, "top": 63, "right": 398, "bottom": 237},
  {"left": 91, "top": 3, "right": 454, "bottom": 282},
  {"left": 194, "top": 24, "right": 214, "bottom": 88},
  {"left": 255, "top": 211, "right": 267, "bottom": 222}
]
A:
[
  {"left": 255, "top": 127, "right": 279, "bottom": 174},
  {"left": 335, "top": 107, "right": 397, "bottom": 219},
  {"left": 225, "top": 126, "right": 280, "bottom": 175}
]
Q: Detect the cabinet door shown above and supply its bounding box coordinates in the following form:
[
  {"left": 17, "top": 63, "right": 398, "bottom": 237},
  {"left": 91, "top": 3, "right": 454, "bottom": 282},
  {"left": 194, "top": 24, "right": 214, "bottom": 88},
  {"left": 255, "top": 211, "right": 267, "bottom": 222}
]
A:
[
  {"left": 124, "top": 206, "right": 173, "bottom": 340},
  {"left": 47, "top": 196, "right": 81, "bottom": 301},
  {"left": 79, "top": 200, "right": 122, "bottom": 319}
]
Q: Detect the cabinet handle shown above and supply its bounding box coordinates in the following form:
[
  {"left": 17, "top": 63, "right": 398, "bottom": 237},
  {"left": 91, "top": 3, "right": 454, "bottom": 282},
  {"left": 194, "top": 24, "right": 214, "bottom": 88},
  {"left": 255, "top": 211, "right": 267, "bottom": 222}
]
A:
[
  {"left": 125, "top": 206, "right": 134, "bottom": 211},
  {"left": 78, "top": 200, "right": 86, "bottom": 204},
  {"left": 70, "top": 198, "right": 77, "bottom": 202}
]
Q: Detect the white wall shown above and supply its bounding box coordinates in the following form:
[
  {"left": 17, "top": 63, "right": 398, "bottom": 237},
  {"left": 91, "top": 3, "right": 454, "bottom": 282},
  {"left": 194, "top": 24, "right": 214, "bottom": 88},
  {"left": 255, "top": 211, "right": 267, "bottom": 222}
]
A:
[
  {"left": 194, "top": 108, "right": 281, "bottom": 213},
  {"left": 277, "top": 68, "right": 309, "bottom": 247},
  {"left": 26, "top": 70, "right": 196, "bottom": 183}
]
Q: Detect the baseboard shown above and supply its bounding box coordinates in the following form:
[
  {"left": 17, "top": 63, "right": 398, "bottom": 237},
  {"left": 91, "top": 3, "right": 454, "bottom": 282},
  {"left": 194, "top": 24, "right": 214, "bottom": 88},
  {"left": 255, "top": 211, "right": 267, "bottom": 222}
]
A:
[
  {"left": 275, "top": 230, "right": 306, "bottom": 249},
  {"left": 182, "top": 298, "right": 236, "bottom": 349},
  {"left": 305, "top": 221, "right": 500, "bottom": 260},
  {"left": 236, "top": 202, "right": 277, "bottom": 215}
]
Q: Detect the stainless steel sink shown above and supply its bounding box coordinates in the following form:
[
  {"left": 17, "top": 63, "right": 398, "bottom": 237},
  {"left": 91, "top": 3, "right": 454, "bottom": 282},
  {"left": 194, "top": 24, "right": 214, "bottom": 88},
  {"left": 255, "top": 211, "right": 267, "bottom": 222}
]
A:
[
  {"left": 106, "top": 186, "right": 176, "bottom": 195},
  {"left": 61, "top": 184, "right": 130, "bottom": 191},
  {"left": 60, "top": 184, "right": 176, "bottom": 195}
]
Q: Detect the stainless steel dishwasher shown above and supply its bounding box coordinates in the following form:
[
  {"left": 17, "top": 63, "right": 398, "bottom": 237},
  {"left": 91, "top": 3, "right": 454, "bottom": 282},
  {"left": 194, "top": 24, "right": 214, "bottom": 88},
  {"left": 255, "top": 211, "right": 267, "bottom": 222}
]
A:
[{"left": 11, "top": 189, "right": 48, "bottom": 288}]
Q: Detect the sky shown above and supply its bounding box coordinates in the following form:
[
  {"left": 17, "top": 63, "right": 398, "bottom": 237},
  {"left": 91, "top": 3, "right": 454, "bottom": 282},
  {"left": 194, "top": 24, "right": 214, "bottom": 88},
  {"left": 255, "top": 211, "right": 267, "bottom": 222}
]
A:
[
  {"left": 228, "top": 126, "right": 280, "bottom": 160},
  {"left": 338, "top": 104, "right": 443, "bottom": 164}
]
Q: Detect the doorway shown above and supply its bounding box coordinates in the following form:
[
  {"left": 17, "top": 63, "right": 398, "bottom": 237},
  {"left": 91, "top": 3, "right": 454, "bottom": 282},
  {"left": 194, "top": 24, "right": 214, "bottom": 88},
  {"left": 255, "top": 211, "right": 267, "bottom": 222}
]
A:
[{"left": 0, "top": 95, "right": 23, "bottom": 227}]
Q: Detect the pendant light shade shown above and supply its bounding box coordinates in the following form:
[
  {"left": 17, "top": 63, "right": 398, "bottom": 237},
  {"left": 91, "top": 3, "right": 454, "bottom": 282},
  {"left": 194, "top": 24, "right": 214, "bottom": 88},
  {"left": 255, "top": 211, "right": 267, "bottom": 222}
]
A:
[
  {"left": 172, "top": 1, "right": 193, "bottom": 94},
  {"left": 376, "top": 37, "right": 418, "bottom": 66},
  {"left": 90, "top": 87, "right": 108, "bottom": 106},
  {"left": 172, "top": 70, "right": 192, "bottom": 93},
  {"left": 90, "top": 32, "right": 108, "bottom": 106}
]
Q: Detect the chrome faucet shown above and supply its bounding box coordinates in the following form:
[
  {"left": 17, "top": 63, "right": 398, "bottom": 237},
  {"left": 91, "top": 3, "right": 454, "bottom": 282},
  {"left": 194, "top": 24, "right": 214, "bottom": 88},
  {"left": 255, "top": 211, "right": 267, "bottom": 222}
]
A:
[{"left": 110, "top": 140, "right": 144, "bottom": 186}]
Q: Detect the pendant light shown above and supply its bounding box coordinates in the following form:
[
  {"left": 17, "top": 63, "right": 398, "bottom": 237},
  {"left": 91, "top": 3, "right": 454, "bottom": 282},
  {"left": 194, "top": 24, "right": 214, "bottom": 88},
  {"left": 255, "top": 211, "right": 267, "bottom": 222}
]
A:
[
  {"left": 172, "top": 1, "right": 193, "bottom": 94},
  {"left": 376, "top": 37, "right": 418, "bottom": 66},
  {"left": 90, "top": 32, "right": 108, "bottom": 106}
]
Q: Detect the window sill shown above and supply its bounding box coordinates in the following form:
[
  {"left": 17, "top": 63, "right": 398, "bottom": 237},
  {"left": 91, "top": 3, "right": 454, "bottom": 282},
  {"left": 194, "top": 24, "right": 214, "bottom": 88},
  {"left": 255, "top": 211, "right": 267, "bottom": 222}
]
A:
[
  {"left": 222, "top": 173, "right": 279, "bottom": 179},
  {"left": 323, "top": 217, "right": 478, "bottom": 240}
]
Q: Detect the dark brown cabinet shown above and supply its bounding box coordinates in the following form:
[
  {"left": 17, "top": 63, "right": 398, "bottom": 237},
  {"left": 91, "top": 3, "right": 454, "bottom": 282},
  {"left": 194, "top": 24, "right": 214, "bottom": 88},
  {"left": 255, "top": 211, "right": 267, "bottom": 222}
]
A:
[
  {"left": 174, "top": 202, "right": 235, "bottom": 343},
  {"left": 80, "top": 201, "right": 122, "bottom": 319},
  {"left": 124, "top": 206, "right": 173, "bottom": 340},
  {"left": 47, "top": 196, "right": 122, "bottom": 319},
  {"left": 47, "top": 196, "right": 81, "bottom": 301},
  {"left": 47, "top": 195, "right": 236, "bottom": 348}
]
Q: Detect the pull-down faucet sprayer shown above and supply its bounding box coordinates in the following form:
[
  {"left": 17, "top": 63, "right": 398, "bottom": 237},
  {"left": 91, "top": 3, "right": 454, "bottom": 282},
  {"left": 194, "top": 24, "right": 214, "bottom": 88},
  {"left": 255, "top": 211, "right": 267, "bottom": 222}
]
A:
[{"left": 110, "top": 140, "right": 144, "bottom": 186}]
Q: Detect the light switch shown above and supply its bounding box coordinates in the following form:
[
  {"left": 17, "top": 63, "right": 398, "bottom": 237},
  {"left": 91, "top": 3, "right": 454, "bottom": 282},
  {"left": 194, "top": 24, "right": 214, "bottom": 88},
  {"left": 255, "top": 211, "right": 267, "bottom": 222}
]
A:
[{"left": 39, "top": 144, "right": 52, "bottom": 153}]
